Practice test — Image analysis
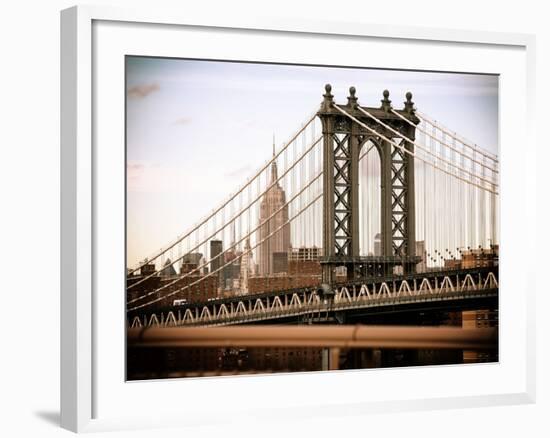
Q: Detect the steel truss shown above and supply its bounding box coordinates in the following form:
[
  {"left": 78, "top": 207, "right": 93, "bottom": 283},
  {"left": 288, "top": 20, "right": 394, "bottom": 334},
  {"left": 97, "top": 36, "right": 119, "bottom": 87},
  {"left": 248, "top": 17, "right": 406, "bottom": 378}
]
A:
[
  {"left": 128, "top": 269, "right": 498, "bottom": 328},
  {"left": 318, "top": 85, "right": 419, "bottom": 283}
]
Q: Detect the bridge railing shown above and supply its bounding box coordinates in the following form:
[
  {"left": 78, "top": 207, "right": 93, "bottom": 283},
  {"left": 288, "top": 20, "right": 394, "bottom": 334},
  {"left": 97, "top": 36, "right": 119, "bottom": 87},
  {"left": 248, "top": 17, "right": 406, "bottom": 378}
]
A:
[{"left": 128, "top": 270, "right": 498, "bottom": 328}]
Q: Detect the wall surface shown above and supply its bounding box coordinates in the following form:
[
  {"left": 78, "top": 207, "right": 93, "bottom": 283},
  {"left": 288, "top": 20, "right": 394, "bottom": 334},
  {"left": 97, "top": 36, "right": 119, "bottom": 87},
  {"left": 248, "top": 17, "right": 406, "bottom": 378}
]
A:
[{"left": 0, "top": 0, "right": 547, "bottom": 436}]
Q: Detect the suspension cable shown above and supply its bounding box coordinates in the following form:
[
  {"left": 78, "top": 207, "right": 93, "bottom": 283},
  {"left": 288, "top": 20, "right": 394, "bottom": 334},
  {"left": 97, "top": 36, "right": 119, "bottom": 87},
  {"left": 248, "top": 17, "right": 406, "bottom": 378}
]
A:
[
  {"left": 128, "top": 187, "right": 323, "bottom": 312},
  {"left": 356, "top": 106, "right": 498, "bottom": 187},
  {"left": 332, "top": 105, "right": 498, "bottom": 195},
  {"left": 127, "top": 169, "right": 323, "bottom": 307},
  {"left": 390, "top": 109, "right": 498, "bottom": 172},
  {"left": 128, "top": 111, "right": 317, "bottom": 275},
  {"left": 127, "top": 135, "right": 322, "bottom": 290},
  {"left": 416, "top": 110, "right": 498, "bottom": 162}
]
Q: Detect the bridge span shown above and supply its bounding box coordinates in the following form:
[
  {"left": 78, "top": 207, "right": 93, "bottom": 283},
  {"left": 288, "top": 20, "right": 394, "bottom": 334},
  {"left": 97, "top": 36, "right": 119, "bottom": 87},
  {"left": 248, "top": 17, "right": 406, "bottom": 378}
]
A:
[{"left": 128, "top": 266, "right": 498, "bottom": 328}]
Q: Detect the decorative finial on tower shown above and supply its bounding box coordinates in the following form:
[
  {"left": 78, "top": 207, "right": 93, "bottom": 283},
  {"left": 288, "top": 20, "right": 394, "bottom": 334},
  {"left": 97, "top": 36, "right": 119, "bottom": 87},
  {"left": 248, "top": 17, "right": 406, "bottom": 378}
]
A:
[
  {"left": 272, "top": 133, "right": 275, "bottom": 157},
  {"left": 404, "top": 91, "right": 414, "bottom": 114},
  {"left": 321, "top": 83, "right": 334, "bottom": 112},
  {"left": 347, "top": 86, "right": 358, "bottom": 108},
  {"left": 381, "top": 89, "right": 392, "bottom": 112}
]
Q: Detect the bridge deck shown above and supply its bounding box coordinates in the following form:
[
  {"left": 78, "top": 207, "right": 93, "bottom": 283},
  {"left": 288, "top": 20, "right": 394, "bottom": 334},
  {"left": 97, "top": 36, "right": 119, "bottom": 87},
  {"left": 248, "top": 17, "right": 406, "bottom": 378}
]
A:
[{"left": 128, "top": 267, "right": 498, "bottom": 328}]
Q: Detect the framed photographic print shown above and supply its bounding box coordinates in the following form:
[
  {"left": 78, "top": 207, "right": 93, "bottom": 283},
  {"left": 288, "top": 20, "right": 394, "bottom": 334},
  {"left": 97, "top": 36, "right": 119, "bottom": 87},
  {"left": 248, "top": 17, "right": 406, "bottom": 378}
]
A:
[{"left": 61, "top": 5, "right": 536, "bottom": 433}]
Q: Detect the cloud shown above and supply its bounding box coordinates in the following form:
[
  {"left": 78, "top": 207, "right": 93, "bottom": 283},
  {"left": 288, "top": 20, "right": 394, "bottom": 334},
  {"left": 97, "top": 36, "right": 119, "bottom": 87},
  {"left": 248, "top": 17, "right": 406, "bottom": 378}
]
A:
[
  {"left": 173, "top": 117, "right": 192, "bottom": 126},
  {"left": 127, "top": 160, "right": 195, "bottom": 194},
  {"left": 127, "top": 162, "right": 145, "bottom": 171},
  {"left": 224, "top": 164, "right": 252, "bottom": 179},
  {"left": 127, "top": 161, "right": 159, "bottom": 185},
  {"left": 127, "top": 83, "right": 159, "bottom": 99}
]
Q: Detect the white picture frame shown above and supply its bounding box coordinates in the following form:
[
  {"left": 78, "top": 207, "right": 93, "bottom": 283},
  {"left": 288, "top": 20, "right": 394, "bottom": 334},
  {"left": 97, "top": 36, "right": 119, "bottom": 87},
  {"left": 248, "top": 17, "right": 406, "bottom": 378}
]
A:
[{"left": 60, "top": 5, "right": 536, "bottom": 433}]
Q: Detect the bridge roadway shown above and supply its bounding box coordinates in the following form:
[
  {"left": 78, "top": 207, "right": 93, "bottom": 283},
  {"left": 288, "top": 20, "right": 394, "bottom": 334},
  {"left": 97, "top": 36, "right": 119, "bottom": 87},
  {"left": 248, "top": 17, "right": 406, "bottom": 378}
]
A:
[{"left": 128, "top": 266, "right": 498, "bottom": 328}]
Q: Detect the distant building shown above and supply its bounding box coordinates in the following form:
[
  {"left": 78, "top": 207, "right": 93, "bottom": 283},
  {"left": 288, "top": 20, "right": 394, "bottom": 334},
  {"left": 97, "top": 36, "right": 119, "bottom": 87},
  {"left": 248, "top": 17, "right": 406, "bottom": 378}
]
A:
[
  {"left": 415, "top": 240, "right": 426, "bottom": 272},
  {"left": 257, "top": 142, "right": 291, "bottom": 275},
  {"left": 386, "top": 240, "right": 425, "bottom": 275},
  {"left": 450, "top": 246, "right": 499, "bottom": 364},
  {"left": 444, "top": 245, "right": 499, "bottom": 270},
  {"left": 247, "top": 247, "right": 323, "bottom": 294},
  {"left": 231, "top": 278, "right": 241, "bottom": 291},
  {"left": 222, "top": 248, "right": 241, "bottom": 290},
  {"left": 288, "top": 246, "right": 321, "bottom": 261},
  {"left": 374, "top": 233, "right": 382, "bottom": 256},
  {"left": 272, "top": 251, "right": 288, "bottom": 274},
  {"left": 460, "top": 245, "right": 499, "bottom": 269},
  {"left": 182, "top": 252, "right": 203, "bottom": 265},
  {"left": 210, "top": 240, "right": 223, "bottom": 276},
  {"left": 239, "top": 238, "right": 256, "bottom": 294},
  {"left": 210, "top": 239, "right": 223, "bottom": 292},
  {"left": 160, "top": 258, "right": 177, "bottom": 278},
  {"left": 462, "top": 309, "right": 499, "bottom": 363},
  {"left": 248, "top": 275, "right": 319, "bottom": 295},
  {"left": 126, "top": 271, "right": 218, "bottom": 307},
  {"left": 288, "top": 247, "right": 322, "bottom": 276},
  {"left": 462, "top": 310, "right": 498, "bottom": 330},
  {"left": 140, "top": 263, "right": 156, "bottom": 276},
  {"left": 372, "top": 235, "right": 424, "bottom": 270},
  {"left": 180, "top": 252, "right": 203, "bottom": 274}
]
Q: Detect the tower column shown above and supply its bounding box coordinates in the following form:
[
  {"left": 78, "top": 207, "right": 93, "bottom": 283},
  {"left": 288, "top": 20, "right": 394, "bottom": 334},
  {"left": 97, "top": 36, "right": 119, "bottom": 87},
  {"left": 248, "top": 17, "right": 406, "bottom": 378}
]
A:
[
  {"left": 349, "top": 103, "right": 361, "bottom": 261},
  {"left": 320, "top": 84, "right": 336, "bottom": 284},
  {"left": 380, "top": 138, "right": 393, "bottom": 258},
  {"left": 404, "top": 122, "right": 417, "bottom": 273},
  {"left": 403, "top": 92, "right": 417, "bottom": 273}
]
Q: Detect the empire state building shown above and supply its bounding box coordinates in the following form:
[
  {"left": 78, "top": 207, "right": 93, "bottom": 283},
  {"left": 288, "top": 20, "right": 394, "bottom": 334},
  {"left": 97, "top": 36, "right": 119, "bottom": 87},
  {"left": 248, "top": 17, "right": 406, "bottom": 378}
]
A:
[{"left": 257, "top": 143, "right": 291, "bottom": 276}]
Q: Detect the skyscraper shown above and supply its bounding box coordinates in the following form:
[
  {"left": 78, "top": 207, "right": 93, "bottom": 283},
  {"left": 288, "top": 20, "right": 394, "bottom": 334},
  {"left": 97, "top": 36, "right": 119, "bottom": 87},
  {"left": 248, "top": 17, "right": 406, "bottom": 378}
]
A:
[
  {"left": 257, "top": 140, "right": 291, "bottom": 275},
  {"left": 239, "top": 237, "right": 256, "bottom": 294},
  {"left": 160, "top": 258, "right": 177, "bottom": 278},
  {"left": 210, "top": 240, "right": 223, "bottom": 291}
]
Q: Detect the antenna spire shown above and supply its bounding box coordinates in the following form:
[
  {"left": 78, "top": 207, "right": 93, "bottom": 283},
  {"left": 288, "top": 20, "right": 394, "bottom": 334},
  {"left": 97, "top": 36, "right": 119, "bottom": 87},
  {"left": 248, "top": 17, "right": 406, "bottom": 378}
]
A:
[{"left": 270, "top": 133, "right": 278, "bottom": 184}]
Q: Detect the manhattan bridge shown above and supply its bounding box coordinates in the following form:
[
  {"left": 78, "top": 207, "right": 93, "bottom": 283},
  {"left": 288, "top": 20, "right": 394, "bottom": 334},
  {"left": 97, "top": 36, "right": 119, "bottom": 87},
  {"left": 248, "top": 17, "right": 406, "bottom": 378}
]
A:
[{"left": 126, "top": 85, "right": 498, "bottom": 374}]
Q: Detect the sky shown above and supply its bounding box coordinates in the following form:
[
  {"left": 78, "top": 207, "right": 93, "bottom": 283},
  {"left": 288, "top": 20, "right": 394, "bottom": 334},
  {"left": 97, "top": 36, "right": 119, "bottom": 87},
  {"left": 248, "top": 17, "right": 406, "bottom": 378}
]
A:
[{"left": 126, "top": 56, "right": 498, "bottom": 267}]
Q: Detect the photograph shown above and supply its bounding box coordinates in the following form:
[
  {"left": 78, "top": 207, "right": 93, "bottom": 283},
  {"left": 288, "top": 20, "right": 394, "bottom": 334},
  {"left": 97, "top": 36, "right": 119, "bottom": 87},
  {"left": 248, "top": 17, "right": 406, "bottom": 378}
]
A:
[
  {"left": 1, "top": 0, "right": 543, "bottom": 435},
  {"left": 125, "top": 57, "right": 499, "bottom": 380}
]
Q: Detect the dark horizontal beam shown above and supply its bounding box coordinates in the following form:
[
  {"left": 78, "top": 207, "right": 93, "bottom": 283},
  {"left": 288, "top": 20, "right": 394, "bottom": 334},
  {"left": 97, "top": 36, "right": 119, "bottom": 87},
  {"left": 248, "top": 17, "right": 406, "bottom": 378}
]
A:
[{"left": 128, "top": 325, "right": 497, "bottom": 350}]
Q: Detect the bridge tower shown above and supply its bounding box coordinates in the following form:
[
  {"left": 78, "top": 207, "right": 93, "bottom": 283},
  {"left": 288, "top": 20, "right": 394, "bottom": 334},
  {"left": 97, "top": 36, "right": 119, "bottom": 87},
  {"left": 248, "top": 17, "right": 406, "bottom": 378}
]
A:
[{"left": 318, "top": 85, "right": 421, "bottom": 284}]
